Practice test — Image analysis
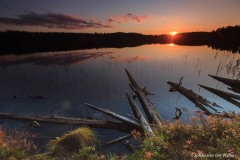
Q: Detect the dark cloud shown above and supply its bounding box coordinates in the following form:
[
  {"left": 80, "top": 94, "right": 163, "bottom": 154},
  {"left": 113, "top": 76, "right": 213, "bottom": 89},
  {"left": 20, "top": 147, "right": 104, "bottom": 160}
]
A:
[
  {"left": 0, "top": 12, "right": 112, "bottom": 29},
  {"left": 108, "top": 13, "right": 151, "bottom": 24}
]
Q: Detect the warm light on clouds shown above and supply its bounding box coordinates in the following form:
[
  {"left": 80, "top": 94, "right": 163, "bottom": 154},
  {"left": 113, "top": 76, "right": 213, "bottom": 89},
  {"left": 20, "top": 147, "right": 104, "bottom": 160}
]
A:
[
  {"left": 108, "top": 13, "right": 151, "bottom": 24},
  {"left": 0, "top": 11, "right": 152, "bottom": 31}
]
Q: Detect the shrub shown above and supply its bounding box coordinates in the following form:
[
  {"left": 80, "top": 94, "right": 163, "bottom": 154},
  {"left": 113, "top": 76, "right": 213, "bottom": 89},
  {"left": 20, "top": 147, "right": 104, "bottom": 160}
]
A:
[
  {"left": 127, "top": 112, "right": 240, "bottom": 160},
  {"left": 0, "top": 128, "right": 36, "bottom": 160}
]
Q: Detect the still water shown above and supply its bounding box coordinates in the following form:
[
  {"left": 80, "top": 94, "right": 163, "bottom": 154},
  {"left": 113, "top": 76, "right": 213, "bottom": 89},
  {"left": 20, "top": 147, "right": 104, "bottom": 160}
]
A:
[{"left": 0, "top": 44, "right": 239, "bottom": 150}]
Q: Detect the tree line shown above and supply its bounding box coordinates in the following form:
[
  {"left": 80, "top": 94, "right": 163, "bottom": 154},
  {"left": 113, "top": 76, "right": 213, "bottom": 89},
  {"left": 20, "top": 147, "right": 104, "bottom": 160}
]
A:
[{"left": 0, "top": 25, "right": 239, "bottom": 54}]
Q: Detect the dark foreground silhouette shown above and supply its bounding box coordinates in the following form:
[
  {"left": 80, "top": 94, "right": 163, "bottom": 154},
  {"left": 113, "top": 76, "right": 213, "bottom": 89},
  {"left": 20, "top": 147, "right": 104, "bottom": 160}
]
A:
[{"left": 0, "top": 25, "right": 239, "bottom": 54}]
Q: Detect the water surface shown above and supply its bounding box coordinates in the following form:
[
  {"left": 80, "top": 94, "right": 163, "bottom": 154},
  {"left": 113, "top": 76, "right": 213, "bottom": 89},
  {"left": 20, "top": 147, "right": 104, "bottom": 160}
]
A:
[{"left": 0, "top": 44, "right": 239, "bottom": 151}]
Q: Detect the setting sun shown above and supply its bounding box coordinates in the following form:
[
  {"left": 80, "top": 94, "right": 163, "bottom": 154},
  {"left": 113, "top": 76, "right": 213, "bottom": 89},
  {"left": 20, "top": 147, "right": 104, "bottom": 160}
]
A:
[{"left": 170, "top": 31, "right": 178, "bottom": 36}]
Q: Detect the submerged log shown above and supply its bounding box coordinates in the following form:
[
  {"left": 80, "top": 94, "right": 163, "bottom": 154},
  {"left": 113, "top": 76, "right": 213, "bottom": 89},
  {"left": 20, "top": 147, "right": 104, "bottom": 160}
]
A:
[
  {"left": 167, "top": 81, "right": 218, "bottom": 115},
  {"left": 125, "top": 69, "right": 164, "bottom": 127},
  {"left": 198, "top": 84, "right": 240, "bottom": 108},
  {"left": 84, "top": 103, "right": 142, "bottom": 130},
  {"left": 124, "top": 140, "right": 136, "bottom": 152},
  {"left": 126, "top": 92, "right": 154, "bottom": 137},
  {"left": 209, "top": 74, "right": 240, "bottom": 94},
  {"left": 0, "top": 113, "right": 135, "bottom": 133}
]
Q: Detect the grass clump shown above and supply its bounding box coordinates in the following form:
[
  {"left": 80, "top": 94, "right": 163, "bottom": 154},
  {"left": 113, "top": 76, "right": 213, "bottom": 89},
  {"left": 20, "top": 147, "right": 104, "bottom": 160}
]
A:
[{"left": 48, "top": 127, "right": 97, "bottom": 158}]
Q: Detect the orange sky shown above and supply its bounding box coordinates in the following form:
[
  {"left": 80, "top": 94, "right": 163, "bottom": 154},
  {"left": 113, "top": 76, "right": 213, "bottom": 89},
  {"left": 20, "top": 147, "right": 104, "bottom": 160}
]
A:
[{"left": 0, "top": 0, "right": 239, "bottom": 34}]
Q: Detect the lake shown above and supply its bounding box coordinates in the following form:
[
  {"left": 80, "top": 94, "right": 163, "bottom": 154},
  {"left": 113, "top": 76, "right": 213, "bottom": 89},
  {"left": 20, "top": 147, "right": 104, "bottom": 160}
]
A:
[{"left": 0, "top": 44, "right": 239, "bottom": 152}]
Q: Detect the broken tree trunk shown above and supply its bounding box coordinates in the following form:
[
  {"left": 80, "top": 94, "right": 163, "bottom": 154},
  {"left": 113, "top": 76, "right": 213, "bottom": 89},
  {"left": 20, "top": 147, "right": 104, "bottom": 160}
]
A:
[
  {"left": 0, "top": 113, "right": 134, "bottom": 133},
  {"left": 209, "top": 74, "right": 240, "bottom": 94},
  {"left": 84, "top": 103, "right": 142, "bottom": 130},
  {"left": 198, "top": 84, "right": 240, "bottom": 108},
  {"left": 167, "top": 81, "right": 218, "bottom": 115},
  {"left": 125, "top": 69, "right": 164, "bottom": 127},
  {"left": 126, "top": 92, "right": 154, "bottom": 137}
]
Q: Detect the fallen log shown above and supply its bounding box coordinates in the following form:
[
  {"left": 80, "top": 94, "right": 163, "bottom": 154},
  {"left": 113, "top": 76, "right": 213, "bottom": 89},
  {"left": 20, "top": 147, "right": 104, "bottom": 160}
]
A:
[
  {"left": 209, "top": 74, "right": 240, "bottom": 94},
  {"left": 198, "top": 84, "right": 240, "bottom": 108},
  {"left": 126, "top": 92, "right": 154, "bottom": 137},
  {"left": 125, "top": 69, "right": 164, "bottom": 127},
  {"left": 167, "top": 81, "right": 217, "bottom": 115},
  {"left": 102, "top": 134, "right": 132, "bottom": 147},
  {"left": 0, "top": 113, "right": 135, "bottom": 133},
  {"left": 124, "top": 140, "right": 136, "bottom": 152},
  {"left": 84, "top": 103, "right": 142, "bottom": 130},
  {"left": 127, "top": 114, "right": 140, "bottom": 123}
]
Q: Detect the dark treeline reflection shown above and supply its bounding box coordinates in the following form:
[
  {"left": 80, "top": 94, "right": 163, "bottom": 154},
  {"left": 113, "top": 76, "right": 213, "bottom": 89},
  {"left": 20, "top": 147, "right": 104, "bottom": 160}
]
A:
[{"left": 0, "top": 25, "right": 240, "bottom": 54}]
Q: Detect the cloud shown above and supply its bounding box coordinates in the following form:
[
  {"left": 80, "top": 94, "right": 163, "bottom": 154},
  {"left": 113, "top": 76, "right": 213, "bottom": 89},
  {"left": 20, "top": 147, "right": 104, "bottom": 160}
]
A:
[
  {"left": 0, "top": 12, "right": 112, "bottom": 29},
  {"left": 108, "top": 13, "right": 151, "bottom": 24}
]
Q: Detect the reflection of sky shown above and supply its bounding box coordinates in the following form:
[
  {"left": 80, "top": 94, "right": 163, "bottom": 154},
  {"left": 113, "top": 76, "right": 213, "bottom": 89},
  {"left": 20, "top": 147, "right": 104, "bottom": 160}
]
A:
[
  {"left": 0, "top": 51, "right": 113, "bottom": 66},
  {"left": 0, "top": 44, "right": 239, "bottom": 148}
]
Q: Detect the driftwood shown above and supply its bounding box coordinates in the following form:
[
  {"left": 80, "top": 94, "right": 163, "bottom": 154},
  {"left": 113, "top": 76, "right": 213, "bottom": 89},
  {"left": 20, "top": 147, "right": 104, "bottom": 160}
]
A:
[
  {"left": 0, "top": 113, "right": 135, "bottom": 133},
  {"left": 127, "top": 114, "right": 140, "bottom": 123},
  {"left": 167, "top": 81, "right": 219, "bottom": 115},
  {"left": 84, "top": 103, "right": 142, "bottom": 130},
  {"left": 198, "top": 84, "right": 240, "bottom": 108},
  {"left": 125, "top": 69, "right": 164, "bottom": 127},
  {"left": 126, "top": 92, "right": 154, "bottom": 137},
  {"left": 124, "top": 140, "right": 136, "bottom": 152},
  {"left": 102, "top": 134, "right": 132, "bottom": 147},
  {"left": 209, "top": 74, "right": 240, "bottom": 94}
]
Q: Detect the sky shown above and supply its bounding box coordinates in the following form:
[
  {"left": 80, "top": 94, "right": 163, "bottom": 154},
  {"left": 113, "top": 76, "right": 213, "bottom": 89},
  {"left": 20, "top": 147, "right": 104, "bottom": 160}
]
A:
[{"left": 0, "top": 0, "right": 239, "bottom": 34}]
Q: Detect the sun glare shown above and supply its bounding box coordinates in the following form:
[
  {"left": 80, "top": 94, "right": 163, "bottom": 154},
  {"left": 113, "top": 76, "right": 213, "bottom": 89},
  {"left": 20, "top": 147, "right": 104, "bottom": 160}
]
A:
[
  {"left": 169, "top": 43, "right": 175, "bottom": 47},
  {"left": 170, "top": 31, "right": 177, "bottom": 36}
]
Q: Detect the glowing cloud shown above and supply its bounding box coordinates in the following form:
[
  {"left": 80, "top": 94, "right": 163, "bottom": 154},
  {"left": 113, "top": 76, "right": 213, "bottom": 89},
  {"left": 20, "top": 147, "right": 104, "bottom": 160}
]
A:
[{"left": 108, "top": 13, "right": 151, "bottom": 24}]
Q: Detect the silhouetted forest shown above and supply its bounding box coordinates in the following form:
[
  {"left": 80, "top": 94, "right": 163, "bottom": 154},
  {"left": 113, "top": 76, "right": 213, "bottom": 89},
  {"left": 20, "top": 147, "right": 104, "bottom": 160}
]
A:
[{"left": 0, "top": 25, "right": 239, "bottom": 54}]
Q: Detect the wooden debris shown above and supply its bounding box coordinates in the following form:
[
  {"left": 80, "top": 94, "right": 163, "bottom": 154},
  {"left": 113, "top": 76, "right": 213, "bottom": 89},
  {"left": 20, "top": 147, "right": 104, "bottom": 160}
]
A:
[
  {"left": 167, "top": 81, "right": 218, "bottom": 115},
  {"left": 102, "top": 134, "right": 132, "bottom": 147},
  {"left": 169, "top": 77, "right": 183, "bottom": 92},
  {"left": 125, "top": 69, "right": 164, "bottom": 127},
  {"left": 126, "top": 92, "right": 154, "bottom": 137},
  {"left": 127, "top": 114, "right": 140, "bottom": 123},
  {"left": 84, "top": 103, "right": 142, "bottom": 130},
  {"left": 142, "top": 87, "right": 155, "bottom": 96},
  {"left": 30, "top": 120, "right": 40, "bottom": 128},
  {"left": 0, "top": 113, "right": 135, "bottom": 133},
  {"left": 209, "top": 74, "right": 240, "bottom": 94},
  {"left": 198, "top": 84, "right": 240, "bottom": 108},
  {"left": 173, "top": 108, "right": 182, "bottom": 120},
  {"left": 124, "top": 140, "right": 136, "bottom": 152}
]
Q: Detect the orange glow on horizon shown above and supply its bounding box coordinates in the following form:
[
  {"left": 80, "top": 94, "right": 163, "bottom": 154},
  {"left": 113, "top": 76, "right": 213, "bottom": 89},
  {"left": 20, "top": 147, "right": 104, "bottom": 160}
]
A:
[{"left": 170, "top": 31, "right": 178, "bottom": 36}]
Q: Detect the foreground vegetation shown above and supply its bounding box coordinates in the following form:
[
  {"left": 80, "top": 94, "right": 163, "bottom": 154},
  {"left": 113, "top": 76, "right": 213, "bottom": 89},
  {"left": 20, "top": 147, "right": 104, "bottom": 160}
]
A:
[{"left": 0, "top": 112, "right": 239, "bottom": 160}]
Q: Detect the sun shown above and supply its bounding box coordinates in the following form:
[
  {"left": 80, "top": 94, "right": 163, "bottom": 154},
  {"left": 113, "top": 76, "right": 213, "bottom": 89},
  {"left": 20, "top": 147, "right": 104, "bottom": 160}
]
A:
[{"left": 170, "top": 31, "right": 178, "bottom": 36}]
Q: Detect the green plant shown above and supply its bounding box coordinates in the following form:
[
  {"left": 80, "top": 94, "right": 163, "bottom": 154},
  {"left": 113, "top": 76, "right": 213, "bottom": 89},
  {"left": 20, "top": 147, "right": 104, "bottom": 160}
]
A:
[
  {"left": 0, "top": 128, "right": 36, "bottom": 160},
  {"left": 126, "top": 112, "right": 240, "bottom": 160},
  {"left": 48, "top": 126, "right": 97, "bottom": 157}
]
